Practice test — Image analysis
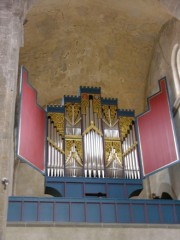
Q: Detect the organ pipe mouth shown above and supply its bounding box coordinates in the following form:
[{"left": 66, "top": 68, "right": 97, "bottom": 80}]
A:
[{"left": 89, "top": 95, "right": 93, "bottom": 100}]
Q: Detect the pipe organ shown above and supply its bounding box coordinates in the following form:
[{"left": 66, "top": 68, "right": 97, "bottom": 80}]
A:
[
  {"left": 14, "top": 68, "right": 180, "bottom": 222},
  {"left": 17, "top": 67, "right": 179, "bottom": 202},
  {"left": 46, "top": 87, "right": 140, "bottom": 179}
]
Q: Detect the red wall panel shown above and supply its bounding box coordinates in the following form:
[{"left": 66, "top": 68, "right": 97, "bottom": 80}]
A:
[
  {"left": 137, "top": 79, "right": 179, "bottom": 177},
  {"left": 17, "top": 67, "right": 46, "bottom": 172}
]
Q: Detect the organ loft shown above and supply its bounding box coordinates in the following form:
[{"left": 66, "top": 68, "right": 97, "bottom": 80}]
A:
[{"left": 12, "top": 66, "right": 179, "bottom": 207}]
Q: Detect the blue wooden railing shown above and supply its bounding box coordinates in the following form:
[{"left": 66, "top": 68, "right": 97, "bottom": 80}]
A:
[{"left": 8, "top": 197, "right": 180, "bottom": 224}]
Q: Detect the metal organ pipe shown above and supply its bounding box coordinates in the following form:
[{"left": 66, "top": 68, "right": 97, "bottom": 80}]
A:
[
  {"left": 132, "top": 124, "right": 140, "bottom": 179},
  {"left": 84, "top": 134, "right": 87, "bottom": 177},
  {"left": 100, "top": 137, "right": 104, "bottom": 178},
  {"left": 124, "top": 137, "right": 130, "bottom": 179},
  {"left": 60, "top": 135, "right": 64, "bottom": 177},
  {"left": 57, "top": 132, "right": 60, "bottom": 177},
  {"left": 122, "top": 123, "right": 140, "bottom": 180},
  {"left": 130, "top": 128, "right": 138, "bottom": 179},
  {"left": 92, "top": 131, "right": 96, "bottom": 177},
  {"left": 129, "top": 129, "right": 136, "bottom": 179},
  {"left": 47, "top": 116, "right": 64, "bottom": 177},
  {"left": 89, "top": 98, "right": 94, "bottom": 122},
  {"left": 50, "top": 122, "right": 54, "bottom": 176},
  {"left": 47, "top": 118, "right": 51, "bottom": 176},
  {"left": 53, "top": 126, "right": 56, "bottom": 176},
  {"left": 127, "top": 132, "right": 133, "bottom": 179},
  {"left": 86, "top": 105, "right": 89, "bottom": 129}
]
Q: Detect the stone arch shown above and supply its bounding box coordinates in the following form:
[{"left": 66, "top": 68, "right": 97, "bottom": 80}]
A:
[{"left": 171, "top": 43, "right": 180, "bottom": 97}]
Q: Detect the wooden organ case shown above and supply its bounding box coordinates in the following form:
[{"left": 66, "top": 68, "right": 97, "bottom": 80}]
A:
[
  {"left": 44, "top": 86, "right": 143, "bottom": 198},
  {"left": 17, "top": 66, "right": 179, "bottom": 200}
]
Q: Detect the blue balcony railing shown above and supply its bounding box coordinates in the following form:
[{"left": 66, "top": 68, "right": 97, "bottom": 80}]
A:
[{"left": 8, "top": 197, "right": 180, "bottom": 224}]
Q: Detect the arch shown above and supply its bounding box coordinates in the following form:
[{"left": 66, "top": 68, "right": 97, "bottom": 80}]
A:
[{"left": 171, "top": 43, "right": 180, "bottom": 97}]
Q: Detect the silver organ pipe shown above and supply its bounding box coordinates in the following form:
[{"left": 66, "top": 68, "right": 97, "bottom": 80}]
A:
[
  {"left": 129, "top": 130, "right": 136, "bottom": 179},
  {"left": 89, "top": 99, "right": 94, "bottom": 122},
  {"left": 129, "top": 128, "right": 137, "bottom": 179},
  {"left": 124, "top": 137, "right": 130, "bottom": 179},
  {"left": 47, "top": 117, "right": 64, "bottom": 177},
  {"left": 127, "top": 132, "right": 133, "bottom": 179},
  {"left": 86, "top": 104, "right": 89, "bottom": 129},
  {"left": 83, "top": 129, "right": 104, "bottom": 178},
  {"left": 53, "top": 127, "right": 57, "bottom": 177},
  {"left": 92, "top": 131, "right": 96, "bottom": 177},
  {"left": 100, "top": 136, "right": 104, "bottom": 178},
  {"left": 47, "top": 118, "right": 51, "bottom": 176},
  {"left": 57, "top": 132, "right": 60, "bottom": 177},
  {"left": 132, "top": 124, "right": 140, "bottom": 179},
  {"left": 60, "top": 135, "right": 64, "bottom": 177},
  {"left": 84, "top": 134, "right": 87, "bottom": 177},
  {"left": 51, "top": 122, "right": 54, "bottom": 176},
  {"left": 122, "top": 123, "right": 140, "bottom": 179}
]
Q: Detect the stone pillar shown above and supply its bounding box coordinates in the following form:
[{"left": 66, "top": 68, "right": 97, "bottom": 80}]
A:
[{"left": 0, "top": 0, "right": 33, "bottom": 239}]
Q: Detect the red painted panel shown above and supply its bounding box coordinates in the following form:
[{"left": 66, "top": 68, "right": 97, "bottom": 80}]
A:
[
  {"left": 137, "top": 79, "right": 179, "bottom": 177},
  {"left": 17, "top": 67, "right": 45, "bottom": 172}
]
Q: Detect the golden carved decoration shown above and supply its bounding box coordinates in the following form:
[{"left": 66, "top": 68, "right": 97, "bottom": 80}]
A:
[
  {"left": 104, "top": 141, "right": 112, "bottom": 162},
  {"left": 104, "top": 140, "right": 122, "bottom": 165},
  {"left": 48, "top": 112, "right": 64, "bottom": 135},
  {"left": 93, "top": 95, "right": 102, "bottom": 118},
  {"left": 65, "top": 103, "right": 81, "bottom": 126},
  {"left": 102, "top": 105, "right": 117, "bottom": 126},
  {"left": 119, "top": 117, "right": 134, "bottom": 139},
  {"left": 75, "top": 140, "right": 83, "bottom": 161},
  {"left": 65, "top": 139, "right": 83, "bottom": 165},
  {"left": 81, "top": 94, "right": 89, "bottom": 115},
  {"left": 65, "top": 135, "right": 82, "bottom": 140},
  {"left": 83, "top": 121, "right": 103, "bottom": 136}
]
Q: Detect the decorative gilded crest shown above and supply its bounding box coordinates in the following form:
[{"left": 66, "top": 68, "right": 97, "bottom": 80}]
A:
[
  {"left": 119, "top": 117, "right": 134, "bottom": 139},
  {"left": 48, "top": 112, "right": 64, "bottom": 135},
  {"left": 81, "top": 94, "right": 89, "bottom": 114},
  {"left": 65, "top": 139, "right": 83, "bottom": 166},
  {"left": 65, "top": 103, "right": 81, "bottom": 126},
  {"left": 105, "top": 140, "right": 122, "bottom": 166},
  {"left": 102, "top": 105, "right": 117, "bottom": 127},
  {"left": 93, "top": 94, "right": 102, "bottom": 118}
]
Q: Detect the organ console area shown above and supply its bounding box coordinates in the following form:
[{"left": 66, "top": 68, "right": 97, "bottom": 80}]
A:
[{"left": 46, "top": 86, "right": 140, "bottom": 180}]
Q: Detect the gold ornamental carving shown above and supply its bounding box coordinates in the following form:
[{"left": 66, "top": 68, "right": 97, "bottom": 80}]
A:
[
  {"left": 119, "top": 117, "right": 134, "bottom": 140},
  {"left": 65, "top": 139, "right": 83, "bottom": 165},
  {"left": 93, "top": 94, "right": 102, "bottom": 118},
  {"left": 48, "top": 112, "right": 64, "bottom": 135},
  {"left": 102, "top": 105, "right": 117, "bottom": 126},
  {"left": 65, "top": 103, "right": 81, "bottom": 125},
  {"left": 104, "top": 140, "right": 122, "bottom": 165},
  {"left": 81, "top": 94, "right": 89, "bottom": 115}
]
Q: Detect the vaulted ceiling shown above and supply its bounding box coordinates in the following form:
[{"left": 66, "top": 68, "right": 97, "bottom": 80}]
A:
[{"left": 19, "top": 0, "right": 172, "bottom": 114}]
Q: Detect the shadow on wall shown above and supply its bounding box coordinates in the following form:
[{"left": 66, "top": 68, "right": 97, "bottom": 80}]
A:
[{"left": 156, "top": 182, "right": 176, "bottom": 199}]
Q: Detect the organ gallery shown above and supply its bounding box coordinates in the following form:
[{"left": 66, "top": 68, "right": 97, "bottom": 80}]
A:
[{"left": 8, "top": 66, "right": 180, "bottom": 224}]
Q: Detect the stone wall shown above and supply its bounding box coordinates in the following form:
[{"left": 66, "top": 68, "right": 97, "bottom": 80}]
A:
[
  {"left": 0, "top": 1, "right": 34, "bottom": 239},
  {"left": 6, "top": 225, "right": 180, "bottom": 240}
]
